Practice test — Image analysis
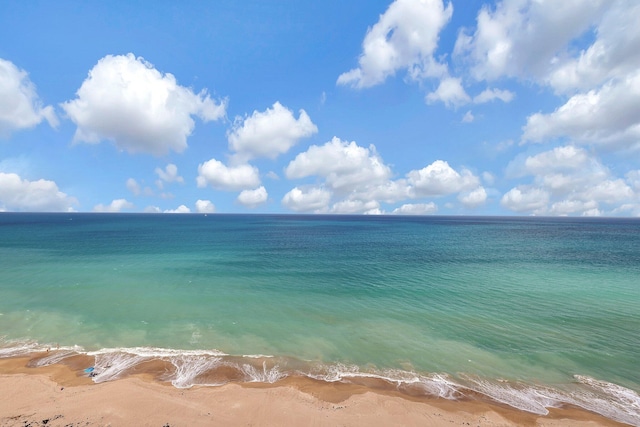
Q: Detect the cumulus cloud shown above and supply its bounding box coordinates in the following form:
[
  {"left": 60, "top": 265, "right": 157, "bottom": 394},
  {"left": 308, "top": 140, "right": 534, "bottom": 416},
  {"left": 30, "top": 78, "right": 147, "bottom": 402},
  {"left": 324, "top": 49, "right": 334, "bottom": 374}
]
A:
[
  {"left": 473, "top": 88, "right": 514, "bottom": 104},
  {"left": 548, "top": 199, "right": 599, "bottom": 216},
  {"left": 392, "top": 202, "right": 438, "bottom": 215},
  {"left": 61, "top": 53, "right": 226, "bottom": 155},
  {"left": 228, "top": 102, "right": 317, "bottom": 161},
  {"left": 196, "top": 158, "right": 260, "bottom": 191},
  {"left": 93, "top": 198, "right": 134, "bottom": 213},
  {"left": 283, "top": 137, "right": 485, "bottom": 213},
  {"left": 580, "top": 179, "right": 634, "bottom": 205},
  {"left": 452, "top": 2, "right": 640, "bottom": 154},
  {"left": 337, "top": 0, "right": 452, "bottom": 88},
  {"left": 462, "top": 110, "right": 475, "bottom": 123},
  {"left": 237, "top": 186, "right": 268, "bottom": 208},
  {"left": 155, "top": 163, "right": 184, "bottom": 184},
  {"left": 425, "top": 77, "right": 470, "bottom": 108},
  {"left": 458, "top": 187, "right": 487, "bottom": 208},
  {"left": 406, "top": 160, "right": 479, "bottom": 197},
  {"left": 164, "top": 205, "right": 191, "bottom": 213},
  {"left": 626, "top": 170, "right": 640, "bottom": 191},
  {"left": 0, "top": 172, "right": 77, "bottom": 212},
  {"left": 0, "top": 58, "right": 57, "bottom": 136},
  {"left": 195, "top": 199, "right": 216, "bottom": 213},
  {"left": 330, "top": 199, "right": 381, "bottom": 214},
  {"left": 285, "top": 137, "right": 392, "bottom": 193},
  {"left": 546, "top": 2, "right": 640, "bottom": 93},
  {"left": 126, "top": 178, "right": 141, "bottom": 196},
  {"left": 522, "top": 71, "right": 640, "bottom": 150},
  {"left": 522, "top": 145, "right": 590, "bottom": 175},
  {"left": 454, "top": 0, "right": 607, "bottom": 82},
  {"left": 501, "top": 186, "right": 550, "bottom": 214},
  {"left": 502, "top": 145, "right": 637, "bottom": 215},
  {"left": 482, "top": 171, "right": 495, "bottom": 185},
  {"left": 282, "top": 186, "right": 331, "bottom": 213},
  {"left": 155, "top": 163, "right": 184, "bottom": 189}
]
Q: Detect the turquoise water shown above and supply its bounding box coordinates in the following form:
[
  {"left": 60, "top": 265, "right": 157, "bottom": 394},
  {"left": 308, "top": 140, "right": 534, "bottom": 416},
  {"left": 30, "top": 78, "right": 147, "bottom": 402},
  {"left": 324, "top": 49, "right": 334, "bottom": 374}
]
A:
[{"left": 1, "top": 213, "right": 639, "bottom": 424}]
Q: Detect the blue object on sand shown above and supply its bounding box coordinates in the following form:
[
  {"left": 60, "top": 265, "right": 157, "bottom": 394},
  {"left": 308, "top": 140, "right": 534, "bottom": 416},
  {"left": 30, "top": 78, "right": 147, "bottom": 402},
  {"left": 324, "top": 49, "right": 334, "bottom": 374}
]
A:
[{"left": 84, "top": 367, "right": 94, "bottom": 373}]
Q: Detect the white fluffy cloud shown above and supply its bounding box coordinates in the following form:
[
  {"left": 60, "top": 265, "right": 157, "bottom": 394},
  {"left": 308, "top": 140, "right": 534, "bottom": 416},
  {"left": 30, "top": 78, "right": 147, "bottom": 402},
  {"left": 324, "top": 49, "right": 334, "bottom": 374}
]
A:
[
  {"left": 285, "top": 137, "right": 392, "bottom": 193},
  {"left": 337, "top": 0, "right": 452, "bottom": 88},
  {"left": 228, "top": 102, "right": 317, "bottom": 161},
  {"left": 454, "top": 0, "right": 607, "bottom": 82},
  {"left": 164, "top": 205, "right": 191, "bottom": 213},
  {"left": 548, "top": 199, "right": 599, "bottom": 216},
  {"left": 126, "top": 178, "right": 141, "bottom": 196},
  {"left": 406, "top": 160, "right": 479, "bottom": 196},
  {"left": 196, "top": 158, "right": 260, "bottom": 191},
  {"left": 283, "top": 138, "right": 484, "bottom": 213},
  {"left": 0, "top": 172, "right": 77, "bottom": 212},
  {"left": 502, "top": 145, "right": 637, "bottom": 215},
  {"left": 155, "top": 164, "right": 184, "bottom": 184},
  {"left": 458, "top": 187, "right": 487, "bottom": 208},
  {"left": 93, "top": 198, "right": 134, "bottom": 213},
  {"left": 522, "top": 71, "right": 640, "bottom": 150},
  {"left": 523, "top": 145, "right": 590, "bottom": 175},
  {"left": 61, "top": 53, "right": 226, "bottom": 155},
  {"left": 195, "top": 199, "right": 216, "bottom": 213},
  {"left": 392, "top": 202, "right": 438, "bottom": 215},
  {"left": 282, "top": 186, "right": 331, "bottom": 213},
  {"left": 500, "top": 186, "right": 550, "bottom": 214},
  {"left": 426, "top": 80, "right": 515, "bottom": 109},
  {"left": 473, "top": 88, "right": 514, "bottom": 104},
  {"left": 627, "top": 170, "right": 640, "bottom": 191},
  {"left": 425, "top": 77, "right": 470, "bottom": 108},
  {"left": 0, "top": 58, "right": 57, "bottom": 136},
  {"left": 546, "top": 2, "right": 640, "bottom": 93},
  {"left": 237, "top": 186, "right": 268, "bottom": 208},
  {"left": 155, "top": 163, "right": 184, "bottom": 190},
  {"left": 330, "top": 199, "right": 381, "bottom": 215},
  {"left": 451, "top": 1, "right": 640, "bottom": 154}
]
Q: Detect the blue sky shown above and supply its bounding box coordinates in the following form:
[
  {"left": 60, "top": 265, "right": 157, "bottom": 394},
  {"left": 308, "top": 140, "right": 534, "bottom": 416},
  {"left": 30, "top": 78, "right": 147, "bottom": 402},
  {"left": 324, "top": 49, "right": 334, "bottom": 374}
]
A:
[{"left": 1, "top": 0, "right": 639, "bottom": 216}]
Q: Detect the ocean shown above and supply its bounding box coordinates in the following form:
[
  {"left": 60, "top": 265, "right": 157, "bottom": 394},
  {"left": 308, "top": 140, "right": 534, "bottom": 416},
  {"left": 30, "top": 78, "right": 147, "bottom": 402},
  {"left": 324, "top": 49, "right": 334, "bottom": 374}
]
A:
[{"left": 0, "top": 213, "right": 639, "bottom": 424}]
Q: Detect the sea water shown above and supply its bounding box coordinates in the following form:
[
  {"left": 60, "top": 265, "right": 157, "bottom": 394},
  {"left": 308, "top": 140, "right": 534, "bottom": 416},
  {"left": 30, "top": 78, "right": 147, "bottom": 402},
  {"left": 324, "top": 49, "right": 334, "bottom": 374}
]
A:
[{"left": 0, "top": 213, "right": 639, "bottom": 424}]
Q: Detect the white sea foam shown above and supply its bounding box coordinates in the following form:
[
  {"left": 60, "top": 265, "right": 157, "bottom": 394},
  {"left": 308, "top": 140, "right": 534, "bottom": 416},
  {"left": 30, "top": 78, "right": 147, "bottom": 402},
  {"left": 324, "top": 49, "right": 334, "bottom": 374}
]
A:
[
  {"left": 411, "top": 373, "right": 461, "bottom": 399},
  {"left": 462, "top": 376, "right": 558, "bottom": 415},
  {"left": 86, "top": 347, "right": 229, "bottom": 386},
  {"left": 86, "top": 346, "right": 227, "bottom": 358},
  {"left": 0, "top": 339, "right": 44, "bottom": 357},
  {"left": 170, "top": 355, "right": 222, "bottom": 388},
  {"left": 241, "top": 361, "right": 286, "bottom": 383},
  {"left": 305, "top": 364, "right": 460, "bottom": 399},
  {"left": 2, "top": 338, "right": 638, "bottom": 424},
  {"left": 30, "top": 347, "right": 84, "bottom": 367},
  {"left": 306, "top": 363, "right": 361, "bottom": 382},
  {"left": 569, "top": 375, "right": 640, "bottom": 426},
  {"left": 0, "top": 338, "right": 81, "bottom": 358},
  {"left": 91, "top": 352, "right": 147, "bottom": 383},
  {"left": 461, "top": 374, "right": 640, "bottom": 426}
]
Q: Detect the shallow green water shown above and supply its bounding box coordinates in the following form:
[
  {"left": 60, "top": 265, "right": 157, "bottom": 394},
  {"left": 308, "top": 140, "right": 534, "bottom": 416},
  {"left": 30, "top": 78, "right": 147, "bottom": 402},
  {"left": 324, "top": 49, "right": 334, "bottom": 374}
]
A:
[{"left": 1, "top": 213, "right": 639, "bottom": 423}]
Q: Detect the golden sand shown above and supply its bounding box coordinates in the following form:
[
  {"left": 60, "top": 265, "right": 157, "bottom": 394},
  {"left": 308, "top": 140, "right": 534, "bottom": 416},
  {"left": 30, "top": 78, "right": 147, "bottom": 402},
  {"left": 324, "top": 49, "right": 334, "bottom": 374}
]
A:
[{"left": 0, "top": 356, "right": 627, "bottom": 427}]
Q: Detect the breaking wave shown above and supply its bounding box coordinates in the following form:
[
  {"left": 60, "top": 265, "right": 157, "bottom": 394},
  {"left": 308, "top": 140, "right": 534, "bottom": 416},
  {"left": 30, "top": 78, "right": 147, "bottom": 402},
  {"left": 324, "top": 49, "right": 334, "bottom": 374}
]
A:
[{"left": 1, "top": 338, "right": 638, "bottom": 426}]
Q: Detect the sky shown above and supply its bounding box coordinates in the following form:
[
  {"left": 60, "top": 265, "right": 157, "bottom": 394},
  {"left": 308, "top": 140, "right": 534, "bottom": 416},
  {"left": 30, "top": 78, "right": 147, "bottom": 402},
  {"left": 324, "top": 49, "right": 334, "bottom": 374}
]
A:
[{"left": 1, "top": 0, "right": 639, "bottom": 216}]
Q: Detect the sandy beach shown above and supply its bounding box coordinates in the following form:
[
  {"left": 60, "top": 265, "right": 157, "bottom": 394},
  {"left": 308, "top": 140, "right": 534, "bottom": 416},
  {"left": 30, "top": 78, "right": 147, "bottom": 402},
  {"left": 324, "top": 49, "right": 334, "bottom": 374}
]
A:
[{"left": 0, "top": 356, "right": 628, "bottom": 427}]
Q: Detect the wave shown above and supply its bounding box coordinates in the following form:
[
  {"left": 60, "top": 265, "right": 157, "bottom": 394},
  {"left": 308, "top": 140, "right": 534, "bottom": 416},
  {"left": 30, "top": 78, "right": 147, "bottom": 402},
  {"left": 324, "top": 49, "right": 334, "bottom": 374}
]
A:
[{"left": 1, "top": 338, "right": 638, "bottom": 426}]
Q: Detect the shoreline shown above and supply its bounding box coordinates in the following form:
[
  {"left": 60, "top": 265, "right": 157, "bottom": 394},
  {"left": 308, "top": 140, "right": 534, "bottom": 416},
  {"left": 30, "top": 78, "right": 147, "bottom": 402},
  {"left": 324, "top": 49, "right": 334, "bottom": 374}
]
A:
[{"left": 0, "top": 356, "right": 630, "bottom": 427}]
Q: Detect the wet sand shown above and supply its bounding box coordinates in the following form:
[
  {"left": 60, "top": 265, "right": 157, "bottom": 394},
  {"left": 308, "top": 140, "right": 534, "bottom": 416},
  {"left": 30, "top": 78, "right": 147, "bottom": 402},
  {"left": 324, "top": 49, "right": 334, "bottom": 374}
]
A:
[{"left": 0, "top": 356, "right": 629, "bottom": 427}]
